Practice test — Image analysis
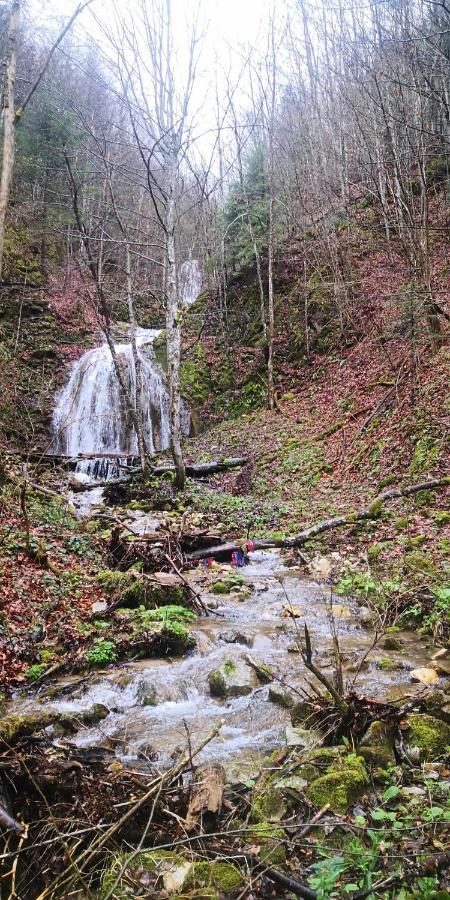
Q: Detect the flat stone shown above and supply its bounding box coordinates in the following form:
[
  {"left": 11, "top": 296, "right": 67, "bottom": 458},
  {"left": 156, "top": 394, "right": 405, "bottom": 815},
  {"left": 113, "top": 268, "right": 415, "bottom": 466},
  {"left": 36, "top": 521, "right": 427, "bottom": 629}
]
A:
[
  {"left": 431, "top": 659, "right": 450, "bottom": 676},
  {"left": 91, "top": 601, "right": 108, "bottom": 614},
  {"left": 285, "top": 725, "right": 322, "bottom": 750},
  {"left": 208, "top": 658, "right": 257, "bottom": 698},
  {"left": 431, "top": 648, "right": 449, "bottom": 661},
  {"left": 410, "top": 667, "right": 440, "bottom": 685},
  {"left": 219, "top": 630, "right": 250, "bottom": 645},
  {"left": 331, "top": 604, "right": 352, "bottom": 619}
]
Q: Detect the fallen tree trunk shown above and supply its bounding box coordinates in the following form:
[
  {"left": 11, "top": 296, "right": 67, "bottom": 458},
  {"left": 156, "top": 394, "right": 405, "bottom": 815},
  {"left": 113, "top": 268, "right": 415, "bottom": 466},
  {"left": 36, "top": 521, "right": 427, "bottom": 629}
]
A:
[
  {"left": 69, "top": 457, "right": 249, "bottom": 491},
  {"left": 185, "top": 763, "right": 225, "bottom": 832},
  {"left": 187, "top": 477, "right": 449, "bottom": 560},
  {"left": 152, "top": 457, "right": 248, "bottom": 477}
]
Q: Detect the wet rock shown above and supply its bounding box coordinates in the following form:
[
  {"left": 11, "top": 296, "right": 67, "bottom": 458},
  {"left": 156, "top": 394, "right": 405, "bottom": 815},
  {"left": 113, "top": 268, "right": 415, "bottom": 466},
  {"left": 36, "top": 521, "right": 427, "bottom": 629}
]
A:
[
  {"left": 382, "top": 636, "right": 404, "bottom": 651},
  {"left": 244, "top": 655, "right": 274, "bottom": 683},
  {"left": 219, "top": 630, "right": 250, "bottom": 646},
  {"left": 419, "top": 689, "right": 450, "bottom": 723},
  {"left": 358, "top": 720, "right": 395, "bottom": 768},
  {"left": 431, "top": 658, "right": 450, "bottom": 676},
  {"left": 330, "top": 603, "right": 352, "bottom": 619},
  {"left": 404, "top": 713, "right": 450, "bottom": 760},
  {"left": 208, "top": 659, "right": 257, "bottom": 698},
  {"left": 285, "top": 725, "right": 322, "bottom": 750},
  {"left": 137, "top": 681, "right": 158, "bottom": 706},
  {"left": 431, "top": 647, "right": 449, "bottom": 661},
  {"left": 57, "top": 703, "right": 109, "bottom": 733},
  {"left": 0, "top": 710, "right": 59, "bottom": 744},
  {"left": 306, "top": 755, "right": 369, "bottom": 814},
  {"left": 101, "top": 850, "right": 241, "bottom": 897},
  {"left": 378, "top": 657, "right": 404, "bottom": 672},
  {"left": 268, "top": 685, "right": 295, "bottom": 709},
  {"left": 410, "top": 667, "right": 440, "bottom": 685},
  {"left": 97, "top": 569, "right": 189, "bottom": 609},
  {"left": 360, "top": 607, "right": 376, "bottom": 628},
  {"left": 282, "top": 602, "right": 303, "bottom": 617},
  {"left": 309, "top": 555, "right": 332, "bottom": 579}
]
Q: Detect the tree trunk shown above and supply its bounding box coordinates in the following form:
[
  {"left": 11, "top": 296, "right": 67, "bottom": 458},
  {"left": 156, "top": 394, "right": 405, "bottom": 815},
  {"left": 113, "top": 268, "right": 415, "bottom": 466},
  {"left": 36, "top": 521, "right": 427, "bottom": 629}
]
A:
[
  {"left": 166, "top": 151, "right": 186, "bottom": 490},
  {"left": 124, "top": 242, "right": 148, "bottom": 471},
  {"left": 0, "top": 0, "right": 20, "bottom": 279}
]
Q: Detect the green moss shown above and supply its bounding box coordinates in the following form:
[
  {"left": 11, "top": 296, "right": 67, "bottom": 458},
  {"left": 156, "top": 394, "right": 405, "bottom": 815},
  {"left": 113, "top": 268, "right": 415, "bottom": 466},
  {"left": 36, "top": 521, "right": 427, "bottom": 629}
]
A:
[
  {"left": 25, "top": 663, "right": 48, "bottom": 681},
  {"left": 100, "top": 850, "right": 188, "bottom": 898},
  {"left": 223, "top": 660, "right": 236, "bottom": 675},
  {"left": 404, "top": 551, "right": 437, "bottom": 576},
  {"left": 97, "top": 569, "right": 189, "bottom": 608},
  {"left": 306, "top": 757, "right": 369, "bottom": 814},
  {"left": 405, "top": 534, "right": 426, "bottom": 549},
  {"left": 211, "top": 580, "right": 230, "bottom": 595},
  {"left": 84, "top": 639, "right": 117, "bottom": 666},
  {"left": 405, "top": 714, "right": 450, "bottom": 760},
  {"left": 434, "top": 511, "right": 450, "bottom": 527},
  {"left": 246, "top": 824, "right": 286, "bottom": 864},
  {"left": 358, "top": 720, "right": 395, "bottom": 768},
  {"left": 186, "top": 861, "right": 242, "bottom": 892},
  {"left": 378, "top": 656, "right": 402, "bottom": 671},
  {"left": 251, "top": 787, "right": 286, "bottom": 823}
]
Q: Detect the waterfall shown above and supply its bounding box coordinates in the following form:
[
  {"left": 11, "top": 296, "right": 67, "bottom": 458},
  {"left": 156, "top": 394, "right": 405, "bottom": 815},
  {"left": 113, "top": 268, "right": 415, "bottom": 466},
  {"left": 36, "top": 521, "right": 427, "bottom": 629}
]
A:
[
  {"left": 51, "top": 328, "right": 187, "bottom": 480},
  {"left": 180, "top": 259, "right": 202, "bottom": 306}
]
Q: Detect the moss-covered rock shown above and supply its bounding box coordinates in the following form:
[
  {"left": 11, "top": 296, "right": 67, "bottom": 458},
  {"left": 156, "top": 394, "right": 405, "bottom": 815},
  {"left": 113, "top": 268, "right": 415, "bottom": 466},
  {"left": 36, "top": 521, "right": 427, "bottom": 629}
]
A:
[
  {"left": 184, "top": 860, "right": 242, "bottom": 893},
  {"left": 97, "top": 570, "right": 189, "bottom": 608},
  {"left": 404, "top": 713, "right": 450, "bottom": 760},
  {"left": 57, "top": 703, "right": 109, "bottom": 733},
  {"left": 358, "top": 719, "right": 395, "bottom": 768},
  {"left": 100, "top": 850, "right": 190, "bottom": 897},
  {"left": 208, "top": 659, "right": 257, "bottom": 698},
  {"left": 245, "top": 824, "right": 287, "bottom": 864},
  {"left": 251, "top": 786, "right": 287, "bottom": 823},
  {"left": 306, "top": 756, "right": 369, "bottom": 814},
  {"left": 0, "top": 710, "right": 59, "bottom": 744}
]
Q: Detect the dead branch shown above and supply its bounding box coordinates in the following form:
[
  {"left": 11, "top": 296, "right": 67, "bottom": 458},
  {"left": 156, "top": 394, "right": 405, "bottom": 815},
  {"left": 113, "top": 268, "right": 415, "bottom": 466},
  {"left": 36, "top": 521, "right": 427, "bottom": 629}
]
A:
[{"left": 187, "top": 478, "right": 449, "bottom": 560}]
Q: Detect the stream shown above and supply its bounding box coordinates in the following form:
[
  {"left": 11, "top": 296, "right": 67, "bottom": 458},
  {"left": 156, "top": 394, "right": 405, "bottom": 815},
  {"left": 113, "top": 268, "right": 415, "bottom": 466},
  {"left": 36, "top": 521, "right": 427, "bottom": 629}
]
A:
[{"left": 13, "top": 548, "right": 434, "bottom": 780}]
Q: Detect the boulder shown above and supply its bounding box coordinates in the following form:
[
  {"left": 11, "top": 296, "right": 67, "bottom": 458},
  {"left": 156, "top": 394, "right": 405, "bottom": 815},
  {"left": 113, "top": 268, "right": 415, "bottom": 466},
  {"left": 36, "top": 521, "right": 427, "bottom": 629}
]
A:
[
  {"left": 410, "top": 667, "right": 440, "bottom": 685},
  {"left": 306, "top": 755, "right": 369, "bottom": 814},
  {"left": 358, "top": 719, "right": 395, "bottom": 768},
  {"left": 404, "top": 713, "right": 450, "bottom": 761},
  {"left": 101, "top": 850, "right": 241, "bottom": 897},
  {"left": 219, "top": 630, "right": 250, "bottom": 646},
  {"left": 251, "top": 786, "right": 287, "bottom": 823},
  {"left": 208, "top": 659, "right": 257, "bottom": 698},
  {"left": 268, "top": 685, "right": 295, "bottom": 709}
]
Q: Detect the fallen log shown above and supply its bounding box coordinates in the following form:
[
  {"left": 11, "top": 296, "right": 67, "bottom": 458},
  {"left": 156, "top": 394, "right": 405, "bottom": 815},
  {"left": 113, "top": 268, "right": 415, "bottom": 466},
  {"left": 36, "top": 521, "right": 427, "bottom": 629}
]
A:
[
  {"left": 187, "top": 477, "right": 449, "bottom": 560},
  {"left": 185, "top": 763, "right": 225, "bottom": 832},
  {"left": 69, "top": 457, "right": 249, "bottom": 491},
  {"left": 152, "top": 457, "right": 248, "bottom": 477}
]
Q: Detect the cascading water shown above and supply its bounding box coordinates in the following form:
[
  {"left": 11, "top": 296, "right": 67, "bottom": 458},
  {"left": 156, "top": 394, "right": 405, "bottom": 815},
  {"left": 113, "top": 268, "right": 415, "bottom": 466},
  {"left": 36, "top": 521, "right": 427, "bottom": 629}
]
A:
[
  {"left": 51, "top": 328, "right": 180, "bottom": 483},
  {"left": 180, "top": 259, "right": 202, "bottom": 306}
]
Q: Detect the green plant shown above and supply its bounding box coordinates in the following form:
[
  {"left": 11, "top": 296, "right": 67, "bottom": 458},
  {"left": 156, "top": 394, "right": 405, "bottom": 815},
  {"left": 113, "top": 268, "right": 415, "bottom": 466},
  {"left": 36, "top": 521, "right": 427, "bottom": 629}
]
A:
[{"left": 85, "top": 639, "right": 117, "bottom": 666}]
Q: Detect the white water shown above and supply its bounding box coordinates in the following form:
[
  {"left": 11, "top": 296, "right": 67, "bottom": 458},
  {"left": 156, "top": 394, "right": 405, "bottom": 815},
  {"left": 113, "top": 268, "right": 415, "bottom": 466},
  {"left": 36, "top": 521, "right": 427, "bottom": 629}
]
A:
[
  {"left": 180, "top": 259, "right": 202, "bottom": 306},
  {"left": 52, "top": 329, "right": 170, "bottom": 471}
]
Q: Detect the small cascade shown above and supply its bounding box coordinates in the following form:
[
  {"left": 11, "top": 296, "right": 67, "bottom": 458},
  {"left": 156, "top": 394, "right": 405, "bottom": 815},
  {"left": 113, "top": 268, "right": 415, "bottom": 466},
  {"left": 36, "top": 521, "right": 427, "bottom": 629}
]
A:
[
  {"left": 51, "top": 328, "right": 187, "bottom": 483},
  {"left": 180, "top": 259, "right": 202, "bottom": 306}
]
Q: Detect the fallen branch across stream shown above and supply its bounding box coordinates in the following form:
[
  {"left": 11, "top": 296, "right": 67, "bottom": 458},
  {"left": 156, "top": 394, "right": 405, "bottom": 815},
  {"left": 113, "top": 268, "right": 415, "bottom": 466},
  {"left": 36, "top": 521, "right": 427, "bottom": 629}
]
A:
[{"left": 187, "top": 477, "right": 449, "bottom": 560}]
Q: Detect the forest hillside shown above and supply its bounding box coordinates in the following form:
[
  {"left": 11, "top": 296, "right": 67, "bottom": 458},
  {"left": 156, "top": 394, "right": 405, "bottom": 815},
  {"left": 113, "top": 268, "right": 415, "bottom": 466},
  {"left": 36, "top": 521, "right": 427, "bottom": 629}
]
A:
[{"left": 0, "top": 1, "right": 449, "bottom": 898}]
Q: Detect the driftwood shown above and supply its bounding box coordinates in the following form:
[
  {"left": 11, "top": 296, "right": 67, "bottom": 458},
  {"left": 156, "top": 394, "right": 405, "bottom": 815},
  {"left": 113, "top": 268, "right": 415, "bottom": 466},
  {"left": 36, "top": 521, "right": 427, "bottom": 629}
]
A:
[
  {"left": 187, "top": 477, "right": 449, "bottom": 560},
  {"left": 185, "top": 763, "right": 225, "bottom": 832}
]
